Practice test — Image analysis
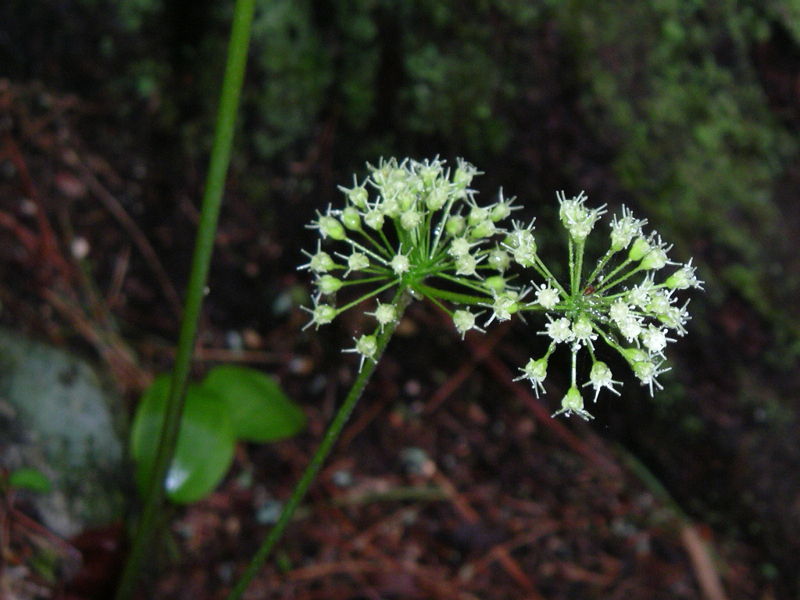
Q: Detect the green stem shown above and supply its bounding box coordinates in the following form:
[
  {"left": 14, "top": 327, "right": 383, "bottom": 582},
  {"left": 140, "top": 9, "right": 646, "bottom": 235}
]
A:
[
  {"left": 595, "top": 256, "right": 633, "bottom": 291},
  {"left": 531, "top": 255, "right": 568, "bottom": 297},
  {"left": 573, "top": 239, "right": 585, "bottom": 294},
  {"left": 415, "top": 282, "right": 490, "bottom": 306},
  {"left": 114, "top": 1, "right": 255, "bottom": 598},
  {"left": 584, "top": 248, "right": 617, "bottom": 289},
  {"left": 596, "top": 264, "right": 643, "bottom": 294},
  {"left": 226, "top": 291, "right": 411, "bottom": 600},
  {"left": 568, "top": 237, "right": 575, "bottom": 295}
]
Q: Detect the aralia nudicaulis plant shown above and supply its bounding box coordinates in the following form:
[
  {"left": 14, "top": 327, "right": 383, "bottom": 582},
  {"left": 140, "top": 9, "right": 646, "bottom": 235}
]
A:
[{"left": 226, "top": 159, "right": 703, "bottom": 599}]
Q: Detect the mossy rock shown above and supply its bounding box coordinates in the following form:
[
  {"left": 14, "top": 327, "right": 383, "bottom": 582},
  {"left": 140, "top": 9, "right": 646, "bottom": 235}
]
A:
[{"left": 0, "top": 328, "right": 126, "bottom": 537}]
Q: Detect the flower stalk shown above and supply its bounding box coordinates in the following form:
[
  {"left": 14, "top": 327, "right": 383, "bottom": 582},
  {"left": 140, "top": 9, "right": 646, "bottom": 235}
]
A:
[
  {"left": 226, "top": 291, "right": 411, "bottom": 600},
  {"left": 114, "top": 0, "right": 256, "bottom": 598}
]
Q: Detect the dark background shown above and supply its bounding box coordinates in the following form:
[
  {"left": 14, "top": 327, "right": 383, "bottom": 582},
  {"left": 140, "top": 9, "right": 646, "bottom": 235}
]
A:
[{"left": 1, "top": 0, "right": 799, "bottom": 598}]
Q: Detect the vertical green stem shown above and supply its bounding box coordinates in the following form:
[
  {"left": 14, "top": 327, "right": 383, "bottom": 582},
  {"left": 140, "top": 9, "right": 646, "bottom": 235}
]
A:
[
  {"left": 573, "top": 239, "right": 585, "bottom": 293},
  {"left": 114, "top": 1, "right": 255, "bottom": 598},
  {"left": 226, "top": 291, "right": 411, "bottom": 600},
  {"left": 568, "top": 237, "right": 575, "bottom": 295}
]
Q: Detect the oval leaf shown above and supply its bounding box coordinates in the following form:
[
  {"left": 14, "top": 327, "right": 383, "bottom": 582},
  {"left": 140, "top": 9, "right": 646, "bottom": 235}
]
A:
[
  {"left": 131, "top": 375, "right": 236, "bottom": 504},
  {"left": 201, "top": 366, "right": 305, "bottom": 442},
  {"left": 8, "top": 468, "right": 52, "bottom": 493}
]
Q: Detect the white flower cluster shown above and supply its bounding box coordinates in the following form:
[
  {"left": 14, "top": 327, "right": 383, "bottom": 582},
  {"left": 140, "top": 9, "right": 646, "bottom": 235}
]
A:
[
  {"left": 301, "top": 161, "right": 703, "bottom": 419},
  {"left": 511, "top": 192, "right": 703, "bottom": 420},
  {"left": 300, "top": 158, "right": 515, "bottom": 368}
]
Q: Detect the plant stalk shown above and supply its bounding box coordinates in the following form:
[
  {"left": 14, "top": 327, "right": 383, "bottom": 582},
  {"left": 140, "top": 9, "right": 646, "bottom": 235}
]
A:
[
  {"left": 226, "top": 291, "right": 411, "bottom": 600},
  {"left": 114, "top": 1, "right": 255, "bottom": 597}
]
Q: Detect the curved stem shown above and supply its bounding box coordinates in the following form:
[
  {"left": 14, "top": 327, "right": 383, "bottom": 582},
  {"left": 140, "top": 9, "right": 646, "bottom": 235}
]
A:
[
  {"left": 113, "top": 1, "right": 255, "bottom": 598},
  {"left": 226, "top": 291, "right": 412, "bottom": 600}
]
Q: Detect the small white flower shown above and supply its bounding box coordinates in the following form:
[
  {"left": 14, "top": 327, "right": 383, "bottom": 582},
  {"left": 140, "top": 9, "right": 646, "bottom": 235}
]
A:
[
  {"left": 339, "top": 180, "right": 369, "bottom": 209},
  {"left": 302, "top": 303, "right": 337, "bottom": 330},
  {"left": 453, "top": 309, "right": 483, "bottom": 338},
  {"left": 505, "top": 221, "right": 536, "bottom": 252},
  {"left": 665, "top": 259, "right": 703, "bottom": 290},
  {"left": 468, "top": 205, "right": 490, "bottom": 226},
  {"left": 425, "top": 186, "right": 448, "bottom": 210},
  {"left": 455, "top": 253, "right": 479, "bottom": 276},
  {"left": 448, "top": 237, "right": 474, "bottom": 258},
  {"left": 380, "top": 195, "right": 401, "bottom": 218},
  {"left": 639, "top": 245, "right": 669, "bottom": 270},
  {"left": 343, "top": 334, "right": 379, "bottom": 370},
  {"left": 299, "top": 243, "right": 336, "bottom": 273},
  {"left": 552, "top": 386, "right": 594, "bottom": 420},
  {"left": 400, "top": 209, "right": 423, "bottom": 230},
  {"left": 627, "top": 283, "right": 652, "bottom": 308},
  {"left": 369, "top": 302, "right": 398, "bottom": 330},
  {"left": 364, "top": 209, "right": 385, "bottom": 230},
  {"left": 344, "top": 252, "right": 368, "bottom": 274},
  {"left": 544, "top": 317, "right": 574, "bottom": 343},
  {"left": 609, "top": 299, "right": 631, "bottom": 324},
  {"left": 610, "top": 205, "right": 646, "bottom": 251},
  {"left": 486, "top": 291, "right": 521, "bottom": 324},
  {"left": 628, "top": 236, "right": 652, "bottom": 262},
  {"left": 453, "top": 158, "right": 480, "bottom": 190},
  {"left": 658, "top": 299, "right": 691, "bottom": 335},
  {"left": 647, "top": 290, "right": 672, "bottom": 315},
  {"left": 534, "top": 284, "right": 560, "bottom": 309},
  {"left": 510, "top": 244, "right": 537, "bottom": 267},
  {"left": 390, "top": 253, "right": 410, "bottom": 275},
  {"left": 571, "top": 315, "right": 596, "bottom": 347},
  {"left": 487, "top": 248, "right": 511, "bottom": 272},
  {"left": 631, "top": 359, "right": 671, "bottom": 396},
  {"left": 558, "top": 191, "right": 605, "bottom": 241},
  {"left": 583, "top": 361, "right": 621, "bottom": 402},
  {"left": 490, "top": 190, "right": 518, "bottom": 222},
  {"left": 514, "top": 357, "right": 548, "bottom": 397},
  {"left": 617, "top": 315, "right": 642, "bottom": 342},
  {"left": 640, "top": 324, "right": 671, "bottom": 355}
]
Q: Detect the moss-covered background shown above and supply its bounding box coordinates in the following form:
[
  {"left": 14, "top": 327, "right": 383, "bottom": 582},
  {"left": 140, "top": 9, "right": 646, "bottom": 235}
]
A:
[{"left": 1, "top": 0, "right": 799, "bottom": 598}]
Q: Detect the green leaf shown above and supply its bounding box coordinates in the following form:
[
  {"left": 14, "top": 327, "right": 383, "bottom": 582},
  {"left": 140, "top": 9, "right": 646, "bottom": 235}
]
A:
[
  {"left": 131, "top": 375, "right": 236, "bottom": 504},
  {"left": 201, "top": 365, "right": 305, "bottom": 442},
  {"left": 8, "top": 468, "right": 52, "bottom": 493}
]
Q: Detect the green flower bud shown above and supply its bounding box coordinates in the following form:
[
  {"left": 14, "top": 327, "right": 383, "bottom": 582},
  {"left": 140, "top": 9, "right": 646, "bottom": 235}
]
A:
[
  {"left": 487, "top": 248, "right": 510, "bottom": 272},
  {"left": 341, "top": 206, "right": 362, "bottom": 231},
  {"left": 364, "top": 209, "right": 385, "bottom": 230},
  {"left": 484, "top": 275, "right": 506, "bottom": 293},
  {"left": 445, "top": 215, "right": 466, "bottom": 236},
  {"left": 317, "top": 275, "right": 343, "bottom": 295},
  {"left": 348, "top": 186, "right": 368, "bottom": 209},
  {"left": 628, "top": 237, "right": 651, "bottom": 262},
  {"left": 319, "top": 215, "right": 346, "bottom": 240},
  {"left": 469, "top": 219, "right": 496, "bottom": 240}
]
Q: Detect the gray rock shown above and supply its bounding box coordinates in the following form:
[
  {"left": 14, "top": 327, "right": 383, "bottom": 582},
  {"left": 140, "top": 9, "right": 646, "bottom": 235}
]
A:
[{"left": 0, "top": 328, "right": 126, "bottom": 537}]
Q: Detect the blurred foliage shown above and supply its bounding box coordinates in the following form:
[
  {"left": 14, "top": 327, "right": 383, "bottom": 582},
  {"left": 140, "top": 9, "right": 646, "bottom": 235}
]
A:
[{"left": 0, "top": 0, "right": 561, "bottom": 162}]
